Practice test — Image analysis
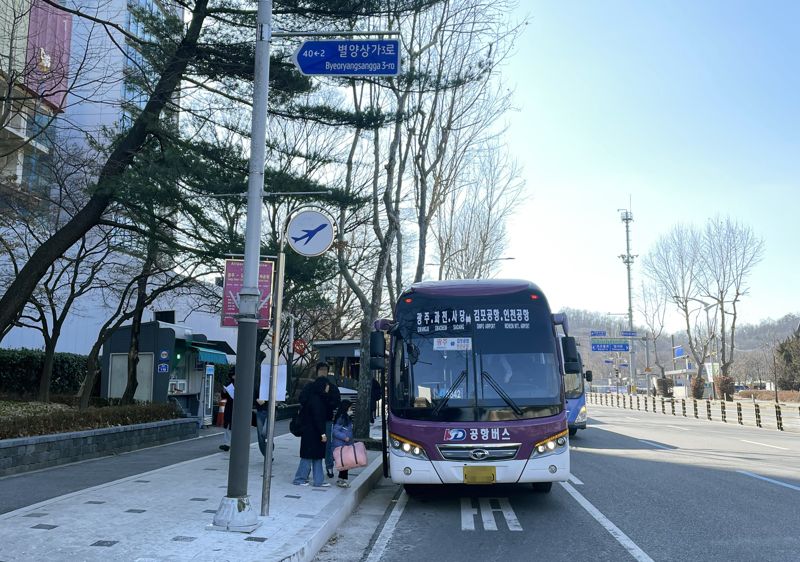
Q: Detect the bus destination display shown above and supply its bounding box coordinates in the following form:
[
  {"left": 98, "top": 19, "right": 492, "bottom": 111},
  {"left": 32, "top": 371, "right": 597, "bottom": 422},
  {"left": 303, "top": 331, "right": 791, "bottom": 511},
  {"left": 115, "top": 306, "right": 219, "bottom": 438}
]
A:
[{"left": 414, "top": 307, "right": 532, "bottom": 333}]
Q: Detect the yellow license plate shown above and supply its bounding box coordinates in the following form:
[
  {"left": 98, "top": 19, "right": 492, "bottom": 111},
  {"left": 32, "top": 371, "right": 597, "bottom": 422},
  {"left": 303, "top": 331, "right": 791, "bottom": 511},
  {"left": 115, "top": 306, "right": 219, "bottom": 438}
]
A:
[{"left": 463, "top": 466, "right": 496, "bottom": 484}]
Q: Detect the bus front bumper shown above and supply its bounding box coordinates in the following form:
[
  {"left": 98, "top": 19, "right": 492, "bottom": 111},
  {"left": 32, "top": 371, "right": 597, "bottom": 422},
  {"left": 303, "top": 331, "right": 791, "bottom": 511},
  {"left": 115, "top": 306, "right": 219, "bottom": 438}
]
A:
[{"left": 389, "top": 449, "right": 569, "bottom": 485}]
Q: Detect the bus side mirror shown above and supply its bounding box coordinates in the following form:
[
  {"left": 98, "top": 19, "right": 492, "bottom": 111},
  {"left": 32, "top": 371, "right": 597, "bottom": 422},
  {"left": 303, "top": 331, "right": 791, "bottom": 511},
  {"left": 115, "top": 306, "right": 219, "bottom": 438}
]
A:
[
  {"left": 562, "top": 336, "right": 581, "bottom": 374},
  {"left": 584, "top": 370, "right": 593, "bottom": 382},
  {"left": 370, "top": 331, "right": 386, "bottom": 370}
]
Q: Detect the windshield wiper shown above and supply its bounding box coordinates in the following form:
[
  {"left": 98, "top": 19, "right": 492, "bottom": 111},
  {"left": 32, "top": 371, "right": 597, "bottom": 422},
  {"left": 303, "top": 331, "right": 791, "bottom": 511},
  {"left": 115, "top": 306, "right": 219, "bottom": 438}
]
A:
[
  {"left": 431, "top": 369, "right": 468, "bottom": 417},
  {"left": 481, "top": 370, "right": 524, "bottom": 416}
]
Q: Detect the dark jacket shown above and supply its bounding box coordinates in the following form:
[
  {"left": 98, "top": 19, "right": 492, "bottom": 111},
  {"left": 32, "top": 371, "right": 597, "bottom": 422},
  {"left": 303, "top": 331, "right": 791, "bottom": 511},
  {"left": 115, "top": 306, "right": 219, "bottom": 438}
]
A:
[
  {"left": 222, "top": 384, "right": 234, "bottom": 429},
  {"left": 325, "top": 376, "right": 341, "bottom": 421},
  {"left": 299, "top": 378, "right": 328, "bottom": 459},
  {"left": 371, "top": 378, "right": 381, "bottom": 403}
]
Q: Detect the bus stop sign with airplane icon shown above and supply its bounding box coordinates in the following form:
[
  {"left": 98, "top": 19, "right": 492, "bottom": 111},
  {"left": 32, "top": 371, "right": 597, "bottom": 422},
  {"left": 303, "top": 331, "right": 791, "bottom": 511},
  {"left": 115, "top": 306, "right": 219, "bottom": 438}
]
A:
[{"left": 286, "top": 209, "right": 335, "bottom": 257}]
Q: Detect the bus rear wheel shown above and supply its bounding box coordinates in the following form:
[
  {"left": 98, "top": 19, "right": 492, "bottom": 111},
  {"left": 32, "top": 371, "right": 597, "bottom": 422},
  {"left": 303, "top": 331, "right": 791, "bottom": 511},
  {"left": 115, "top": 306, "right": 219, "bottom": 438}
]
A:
[
  {"left": 531, "top": 482, "right": 552, "bottom": 493},
  {"left": 569, "top": 427, "right": 578, "bottom": 437}
]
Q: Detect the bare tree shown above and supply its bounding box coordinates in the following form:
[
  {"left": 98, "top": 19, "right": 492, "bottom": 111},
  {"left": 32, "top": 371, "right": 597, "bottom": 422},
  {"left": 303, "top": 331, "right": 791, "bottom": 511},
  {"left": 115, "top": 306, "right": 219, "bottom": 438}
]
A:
[
  {"left": 0, "top": 218, "right": 112, "bottom": 401},
  {"left": 643, "top": 224, "right": 712, "bottom": 398},
  {"left": 638, "top": 278, "right": 668, "bottom": 379},
  {"left": 695, "top": 216, "right": 765, "bottom": 399},
  {"left": 432, "top": 140, "right": 523, "bottom": 279}
]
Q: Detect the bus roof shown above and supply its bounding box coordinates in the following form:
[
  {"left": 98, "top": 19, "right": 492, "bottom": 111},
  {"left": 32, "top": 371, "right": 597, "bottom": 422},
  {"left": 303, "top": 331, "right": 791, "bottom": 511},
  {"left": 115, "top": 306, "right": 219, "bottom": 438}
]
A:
[{"left": 400, "top": 279, "right": 543, "bottom": 298}]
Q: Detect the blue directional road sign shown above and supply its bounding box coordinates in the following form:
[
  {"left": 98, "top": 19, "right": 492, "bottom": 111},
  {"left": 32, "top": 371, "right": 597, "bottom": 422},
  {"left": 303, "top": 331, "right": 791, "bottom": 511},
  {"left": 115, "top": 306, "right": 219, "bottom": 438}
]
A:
[
  {"left": 621, "top": 330, "right": 638, "bottom": 337},
  {"left": 590, "top": 330, "right": 607, "bottom": 337},
  {"left": 590, "top": 337, "right": 630, "bottom": 352},
  {"left": 293, "top": 39, "right": 401, "bottom": 77}
]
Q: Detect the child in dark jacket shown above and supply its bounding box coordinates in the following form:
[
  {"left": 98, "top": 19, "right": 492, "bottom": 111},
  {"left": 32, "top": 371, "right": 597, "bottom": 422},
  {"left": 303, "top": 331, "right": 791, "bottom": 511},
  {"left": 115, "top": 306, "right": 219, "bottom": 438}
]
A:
[{"left": 331, "top": 399, "right": 354, "bottom": 488}]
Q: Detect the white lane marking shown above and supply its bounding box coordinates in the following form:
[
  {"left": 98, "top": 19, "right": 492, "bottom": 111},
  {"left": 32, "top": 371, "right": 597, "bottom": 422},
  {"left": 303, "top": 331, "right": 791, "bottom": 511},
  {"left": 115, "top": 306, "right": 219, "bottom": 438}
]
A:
[
  {"left": 568, "top": 474, "right": 585, "bottom": 486},
  {"left": 462, "top": 498, "right": 522, "bottom": 531},
  {"left": 638, "top": 439, "right": 672, "bottom": 450},
  {"left": 365, "top": 491, "right": 409, "bottom": 562},
  {"left": 478, "top": 498, "right": 498, "bottom": 531},
  {"left": 497, "top": 498, "right": 523, "bottom": 531},
  {"left": 740, "top": 439, "right": 789, "bottom": 451},
  {"left": 461, "top": 497, "right": 477, "bottom": 531},
  {"left": 560, "top": 482, "right": 654, "bottom": 562},
  {"left": 667, "top": 425, "right": 689, "bottom": 431},
  {"left": 737, "top": 470, "right": 800, "bottom": 492}
]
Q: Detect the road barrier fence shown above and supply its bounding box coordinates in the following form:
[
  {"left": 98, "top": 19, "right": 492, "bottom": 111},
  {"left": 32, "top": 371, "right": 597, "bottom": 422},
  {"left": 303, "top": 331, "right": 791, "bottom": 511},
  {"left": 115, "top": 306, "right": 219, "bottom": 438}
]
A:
[{"left": 587, "top": 393, "right": 800, "bottom": 433}]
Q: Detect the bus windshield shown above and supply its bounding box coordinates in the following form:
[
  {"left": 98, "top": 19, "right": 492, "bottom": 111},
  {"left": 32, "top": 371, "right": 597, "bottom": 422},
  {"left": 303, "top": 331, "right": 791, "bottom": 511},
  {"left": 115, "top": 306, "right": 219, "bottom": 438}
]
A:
[{"left": 390, "top": 299, "right": 563, "bottom": 422}]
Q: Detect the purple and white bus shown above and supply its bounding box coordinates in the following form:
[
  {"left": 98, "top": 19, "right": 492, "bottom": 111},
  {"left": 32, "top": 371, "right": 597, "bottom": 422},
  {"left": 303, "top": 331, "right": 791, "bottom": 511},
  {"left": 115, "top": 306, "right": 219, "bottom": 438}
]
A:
[{"left": 370, "top": 279, "right": 581, "bottom": 493}]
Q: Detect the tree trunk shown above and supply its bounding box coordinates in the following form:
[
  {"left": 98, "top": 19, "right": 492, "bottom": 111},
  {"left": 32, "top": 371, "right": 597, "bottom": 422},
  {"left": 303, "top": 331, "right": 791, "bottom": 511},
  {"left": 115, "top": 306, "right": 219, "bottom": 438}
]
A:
[
  {"left": 0, "top": 0, "right": 209, "bottom": 340},
  {"left": 79, "top": 339, "right": 104, "bottom": 410},
  {"left": 122, "top": 224, "right": 160, "bottom": 404},
  {"left": 38, "top": 334, "right": 58, "bottom": 402},
  {"left": 121, "top": 274, "right": 148, "bottom": 404},
  {"left": 354, "top": 317, "right": 373, "bottom": 439}
]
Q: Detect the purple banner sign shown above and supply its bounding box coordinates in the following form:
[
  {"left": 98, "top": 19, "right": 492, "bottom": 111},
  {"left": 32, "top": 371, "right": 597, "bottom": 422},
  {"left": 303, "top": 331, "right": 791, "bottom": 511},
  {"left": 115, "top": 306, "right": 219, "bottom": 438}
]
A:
[{"left": 222, "top": 259, "right": 274, "bottom": 328}]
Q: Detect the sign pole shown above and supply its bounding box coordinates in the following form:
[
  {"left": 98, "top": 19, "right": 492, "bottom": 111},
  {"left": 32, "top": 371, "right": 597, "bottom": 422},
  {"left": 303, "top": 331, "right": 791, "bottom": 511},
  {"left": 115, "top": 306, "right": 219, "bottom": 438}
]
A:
[
  {"left": 261, "top": 233, "right": 285, "bottom": 516},
  {"left": 211, "top": 0, "right": 272, "bottom": 533}
]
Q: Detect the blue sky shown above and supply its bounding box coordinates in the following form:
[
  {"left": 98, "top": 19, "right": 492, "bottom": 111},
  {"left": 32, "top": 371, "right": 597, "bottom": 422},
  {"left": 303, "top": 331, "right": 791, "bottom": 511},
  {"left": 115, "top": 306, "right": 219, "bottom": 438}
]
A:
[{"left": 498, "top": 1, "right": 800, "bottom": 330}]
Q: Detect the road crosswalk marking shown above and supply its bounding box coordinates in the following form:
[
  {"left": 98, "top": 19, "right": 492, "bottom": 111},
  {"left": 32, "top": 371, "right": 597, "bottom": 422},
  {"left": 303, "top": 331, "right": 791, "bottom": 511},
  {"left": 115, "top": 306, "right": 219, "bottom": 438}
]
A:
[{"left": 461, "top": 497, "right": 522, "bottom": 531}]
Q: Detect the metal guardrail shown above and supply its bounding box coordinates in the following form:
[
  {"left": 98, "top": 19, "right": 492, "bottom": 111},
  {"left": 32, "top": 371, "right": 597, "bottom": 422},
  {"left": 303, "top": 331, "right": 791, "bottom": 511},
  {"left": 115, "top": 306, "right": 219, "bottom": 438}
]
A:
[{"left": 586, "top": 393, "right": 800, "bottom": 433}]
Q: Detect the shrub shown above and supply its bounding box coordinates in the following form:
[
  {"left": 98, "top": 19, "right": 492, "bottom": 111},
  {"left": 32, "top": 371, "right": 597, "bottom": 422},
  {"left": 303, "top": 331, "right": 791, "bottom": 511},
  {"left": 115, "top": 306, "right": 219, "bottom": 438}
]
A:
[
  {"left": 0, "top": 401, "right": 182, "bottom": 439},
  {"left": 655, "top": 377, "right": 674, "bottom": 397},
  {"left": 737, "top": 390, "right": 800, "bottom": 403},
  {"left": 716, "top": 375, "right": 736, "bottom": 401},
  {"left": 0, "top": 348, "right": 87, "bottom": 396},
  {"left": 690, "top": 375, "right": 705, "bottom": 399}
]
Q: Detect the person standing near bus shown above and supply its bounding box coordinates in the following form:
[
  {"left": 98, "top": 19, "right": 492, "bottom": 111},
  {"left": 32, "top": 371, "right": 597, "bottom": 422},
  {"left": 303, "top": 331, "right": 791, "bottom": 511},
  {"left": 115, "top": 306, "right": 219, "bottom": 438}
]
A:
[
  {"left": 315, "top": 361, "right": 340, "bottom": 478},
  {"left": 370, "top": 376, "right": 381, "bottom": 423},
  {"left": 292, "top": 376, "right": 331, "bottom": 487}
]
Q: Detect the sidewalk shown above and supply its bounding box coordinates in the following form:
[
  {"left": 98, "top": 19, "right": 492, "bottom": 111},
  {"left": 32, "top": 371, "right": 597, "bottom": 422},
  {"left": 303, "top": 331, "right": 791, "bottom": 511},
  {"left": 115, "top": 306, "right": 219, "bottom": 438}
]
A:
[{"left": 0, "top": 427, "right": 384, "bottom": 562}]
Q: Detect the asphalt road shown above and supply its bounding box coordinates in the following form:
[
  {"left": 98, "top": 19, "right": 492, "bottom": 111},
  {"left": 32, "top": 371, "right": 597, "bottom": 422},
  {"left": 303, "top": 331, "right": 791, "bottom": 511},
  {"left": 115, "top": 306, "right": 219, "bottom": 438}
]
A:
[
  {"left": 0, "top": 420, "right": 289, "bottom": 514},
  {"left": 352, "top": 406, "right": 800, "bottom": 562}
]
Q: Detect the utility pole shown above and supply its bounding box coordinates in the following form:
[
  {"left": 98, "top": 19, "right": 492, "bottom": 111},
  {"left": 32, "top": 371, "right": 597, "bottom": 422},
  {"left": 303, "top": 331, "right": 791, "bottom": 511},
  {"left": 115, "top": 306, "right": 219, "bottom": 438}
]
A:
[
  {"left": 618, "top": 207, "right": 637, "bottom": 392},
  {"left": 211, "top": 0, "right": 273, "bottom": 533}
]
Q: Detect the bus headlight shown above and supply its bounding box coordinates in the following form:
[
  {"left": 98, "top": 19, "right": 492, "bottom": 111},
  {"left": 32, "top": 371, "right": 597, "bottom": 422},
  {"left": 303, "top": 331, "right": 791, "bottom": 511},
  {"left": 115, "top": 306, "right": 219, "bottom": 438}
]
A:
[
  {"left": 389, "top": 433, "right": 428, "bottom": 460},
  {"left": 576, "top": 405, "right": 587, "bottom": 423},
  {"left": 530, "top": 430, "right": 569, "bottom": 459}
]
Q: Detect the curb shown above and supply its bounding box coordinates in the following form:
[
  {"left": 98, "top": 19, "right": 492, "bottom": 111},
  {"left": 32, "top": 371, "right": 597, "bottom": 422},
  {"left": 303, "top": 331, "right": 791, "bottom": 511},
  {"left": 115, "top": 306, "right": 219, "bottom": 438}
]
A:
[{"left": 267, "top": 454, "right": 385, "bottom": 562}]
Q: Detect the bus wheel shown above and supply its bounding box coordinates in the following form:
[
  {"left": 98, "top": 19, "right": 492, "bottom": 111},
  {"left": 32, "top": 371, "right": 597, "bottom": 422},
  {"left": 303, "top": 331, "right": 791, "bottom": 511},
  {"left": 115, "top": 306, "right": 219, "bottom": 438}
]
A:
[
  {"left": 569, "top": 427, "right": 578, "bottom": 438},
  {"left": 531, "top": 482, "right": 552, "bottom": 493}
]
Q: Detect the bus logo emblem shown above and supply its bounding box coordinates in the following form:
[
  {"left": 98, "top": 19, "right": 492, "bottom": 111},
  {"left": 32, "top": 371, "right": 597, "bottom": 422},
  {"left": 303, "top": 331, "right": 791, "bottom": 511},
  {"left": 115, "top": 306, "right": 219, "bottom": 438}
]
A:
[
  {"left": 470, "top": 449, "right": 489, "bottom": 461},
  {"left": 444, "top": 429, "right": 466, "bottom": 441}
]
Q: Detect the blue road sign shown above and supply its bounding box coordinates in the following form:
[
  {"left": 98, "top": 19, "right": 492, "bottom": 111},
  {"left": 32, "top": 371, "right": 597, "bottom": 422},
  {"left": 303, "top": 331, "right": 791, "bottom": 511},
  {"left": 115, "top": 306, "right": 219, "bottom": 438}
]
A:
[
  {"left": 591, "top": 343, "right": 630, "bottom": 352},
  {"left": 293, "top": 39, "right": 401, "bottom": 77},
  {"left": 621, "top": 330, "right": 638, "bottom": 337},
  {"left": 591, "top": 337, "right": 630, "bottom": 352},
  {"left": 590, "top": 330, "right": 607, "bottom": 337},
  {"left": 157, "top": 363, "right": 169, "bottom": 374}
]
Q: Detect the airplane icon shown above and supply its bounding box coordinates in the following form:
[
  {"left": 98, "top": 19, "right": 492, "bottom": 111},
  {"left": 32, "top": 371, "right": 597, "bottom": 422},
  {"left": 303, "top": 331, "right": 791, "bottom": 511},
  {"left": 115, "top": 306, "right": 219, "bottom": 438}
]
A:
[{"left": 291, "top": 223, "right": 328, "bottom": 246}]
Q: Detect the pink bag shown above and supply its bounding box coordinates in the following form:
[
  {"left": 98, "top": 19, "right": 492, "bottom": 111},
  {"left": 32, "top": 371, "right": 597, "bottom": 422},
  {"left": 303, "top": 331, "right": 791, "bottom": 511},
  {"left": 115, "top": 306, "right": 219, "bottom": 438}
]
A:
[{"left": 333, "top": 442, "right": 368, "bottom": 471}]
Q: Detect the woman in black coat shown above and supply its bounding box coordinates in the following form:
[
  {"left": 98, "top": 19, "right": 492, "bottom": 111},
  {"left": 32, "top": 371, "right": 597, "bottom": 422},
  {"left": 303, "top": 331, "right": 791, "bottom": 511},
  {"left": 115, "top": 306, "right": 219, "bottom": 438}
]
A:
[{"left": 292, "top": 377, "right": 330, "bottom": 487}]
